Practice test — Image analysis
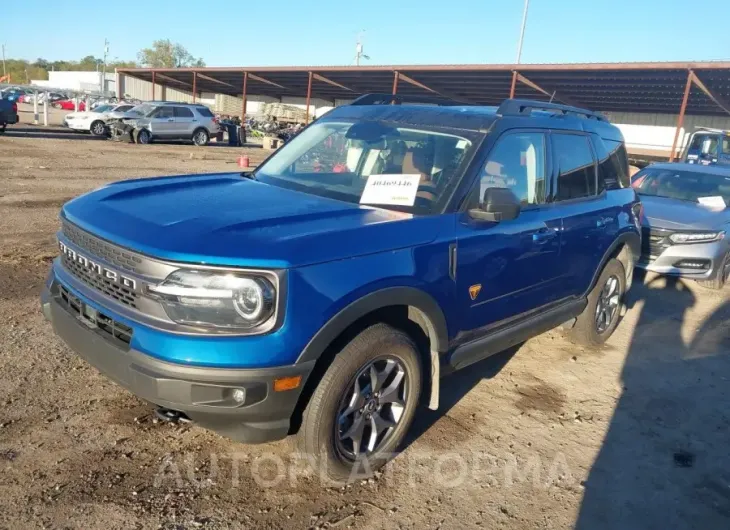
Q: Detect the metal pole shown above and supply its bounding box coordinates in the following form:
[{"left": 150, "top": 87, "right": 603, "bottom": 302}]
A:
[
  {"left": 515, "top": 0, "right": 529, "bottom": 64},
  {"left": 33, "top": 90, "right": 38, "bottom": 125},
  {"left": 1, "top": 44, "right": 5, "bottom": 77},
  {"left": 392, "top": 71, "right": 399, "bottom": 95},
  {"left": 241, "top": 71, "right": 248, "bottom": 120},
  {"left": 100, "top": 39, "right": 109, "bottom": 95},
  {"left": 669, "top": 71, "right": 693, "bottom": 162},
  {"left": 43, "top": 91, "right": 49, "bottom": 126},
  {"left": 192, "top": 72, "right": 197, "bottom": 103},
  {"left": 151, "top": 71, "right": 156, "bottom": 101},
  {"left": 305, "top": 71, "right": 313, "bottom": 124},
  {"left": 510, "top": 71, "right": 518, "bottom": 98}
]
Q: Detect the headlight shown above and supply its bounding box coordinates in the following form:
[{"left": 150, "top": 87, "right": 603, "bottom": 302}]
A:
[
  {"left": 669, "top": 231, "right": 725, "bottom": 244},
  {"left": 148, "top": 270, "right": 276, "bottom": 331}
]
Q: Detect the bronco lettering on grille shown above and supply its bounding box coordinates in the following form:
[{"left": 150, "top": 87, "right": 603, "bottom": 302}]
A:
[{"left": 59, "top": 241, "right": 137, "bottom": 290}]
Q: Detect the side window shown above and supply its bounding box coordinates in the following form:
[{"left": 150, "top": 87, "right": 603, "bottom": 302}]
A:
[
  {"left": 594, "top": 138, "right": 630, "bottom": 190},
  {"left": 553, "top": 134, "right": 596, "bottom": 201},
  {"left": 151, "top": 106, "right": 174, "bottom": 119},
  {"left": 174, "top": 106, "right": 194, "bottom": 118},
  {"left": 469, "top": 132, "right": 547, "bottom": 208}
]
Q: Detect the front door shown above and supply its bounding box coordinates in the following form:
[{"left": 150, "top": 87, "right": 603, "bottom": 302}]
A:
[
  {"left": 148, "top": 106, "right": 175, "bottom": 137},
  {"left": 454, "top": 130, "right": 563, "bottom": 345}
]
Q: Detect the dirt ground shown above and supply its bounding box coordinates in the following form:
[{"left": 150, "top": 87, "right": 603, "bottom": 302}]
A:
[{"left": 1, "top": 112, "right": 729, "bottom": 530}]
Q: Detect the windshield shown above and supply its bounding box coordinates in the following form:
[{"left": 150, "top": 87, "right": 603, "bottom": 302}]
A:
[
  {"left": 632, "top": 168, "right": 730, "bottom": 208},
  {"left": 254, "top": 120, "right": 477, "bottom": 215},
  {"left": 126, "top": 103, "right": 156, "bottom": 117},
  {"left": 93, "top": 104, "right": 113, "bottom": 113}
]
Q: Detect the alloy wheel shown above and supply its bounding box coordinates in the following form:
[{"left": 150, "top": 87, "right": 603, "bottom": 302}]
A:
[
  {"left": 335, "top": 357, "right": 408, "bottom": 460},
  {"left": 595, "top": 275, "right": 621, "bottom": 334}
]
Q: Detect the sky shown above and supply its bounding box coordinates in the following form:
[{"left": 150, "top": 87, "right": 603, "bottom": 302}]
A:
[{"left": 2, "top": 0, "right": 729, "bottom": 66}]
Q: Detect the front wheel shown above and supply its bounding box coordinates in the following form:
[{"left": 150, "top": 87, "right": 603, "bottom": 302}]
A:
[
  {"left": 192, "top": 128, "right": 209, "bottom": 146},
  {"left": 136, "top": 129, "right": 151, "bottom": 144},
  {"left": 696, "top": 252, "right": 730, "bottom": 290},
  {"left": 90, "top": 120, "right": 106, "bottom": 136},
  {"left": 569, "top": 258, "right": 626, "bottom": 347},
  {"left": 296, "top": 324, "right": 422, "bottom": 485}
]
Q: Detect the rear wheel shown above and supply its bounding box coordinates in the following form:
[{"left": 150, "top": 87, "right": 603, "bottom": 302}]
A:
[
  {"left": 570, "top": 259, "right": 626, "bottom": 347},
  {"left": 192, "top": 128, "right": 209, "bottom": 146},
  {"left": 0, "top": 123, "right": 6, "bottom": 134},
  {"left": 90, "top": 120, "right": 106, "bottom": 136},
  {"left": 696, "top": 252, "right": 730, "bottom": 290},
  {"left": 296, "top": 324, "right": 422, "bottom": 485}
]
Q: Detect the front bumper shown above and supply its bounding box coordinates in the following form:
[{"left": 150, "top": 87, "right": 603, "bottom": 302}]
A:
[
  {"left": 637, "top": 237, "right": 728, "bottom": 280},
  {"left": 41, "top": 284, "right": 315, "bottom": 443}
]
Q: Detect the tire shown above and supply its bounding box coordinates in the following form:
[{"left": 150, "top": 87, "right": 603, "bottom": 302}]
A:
[
  {"left": 296, "top": 324, "right": 422, "bottom": 485},
  {"left": 0, "top": 123, "right": 6, "bottom": 134},
  {"left": 570, "top": 259, "right": 626, "bottom": 347},
  {"left": 136, "top": 129, "right": 151, "bottom": 144},
  {"left": 90, "top": 120, "right": 106, "bottom": 137},
  {"left": 696, "top": 252, "right": 730, "bottom": 290},
  {"left": 192, "top": 128, "right": 209, "bottom": 146},
  {"left": 52, "top": 103, "right": 61, "bottom": 109}
]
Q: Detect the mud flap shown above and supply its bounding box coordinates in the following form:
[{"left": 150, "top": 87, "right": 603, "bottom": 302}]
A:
[{"left": 429, "top": 348, "right": 439, "bottom": 410}]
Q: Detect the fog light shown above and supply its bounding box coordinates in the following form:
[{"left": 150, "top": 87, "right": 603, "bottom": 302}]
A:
[
  {"left": 231, "top": 388, "right": 246, "bottom": 403},
  {"left": 673, "top": 259, "right": 710, "bottom": 270}
]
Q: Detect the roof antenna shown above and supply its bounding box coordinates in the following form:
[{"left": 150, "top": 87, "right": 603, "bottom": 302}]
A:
[
  {"left": 354, "top": 30, "right": 370, "bottom": 66},
  {"left": 549, "top": 90, "right": 556, "bottom": 103}
]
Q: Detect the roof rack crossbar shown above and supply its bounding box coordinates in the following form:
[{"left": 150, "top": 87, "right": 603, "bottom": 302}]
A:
[
  {"left": 350, "top": 93, "right": 465, "bottom": 107},
  {"left": 497, "top": 98, "right": 606, "bottom": 121}
]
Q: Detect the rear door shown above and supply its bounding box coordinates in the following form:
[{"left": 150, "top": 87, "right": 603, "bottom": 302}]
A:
[
  {"left": 172, "top": 106, "right": 196, "bottom": 138},
  {"left": 551, "top": 132, "right": 621, "bottom": 298}
]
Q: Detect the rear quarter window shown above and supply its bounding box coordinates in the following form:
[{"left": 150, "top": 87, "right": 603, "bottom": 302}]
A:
[
  {"left": 594, "top": 137, "right": 630, "bottom": 190},
  {"left": 195, "top": 107, "right": 214, "bottom": 118}
]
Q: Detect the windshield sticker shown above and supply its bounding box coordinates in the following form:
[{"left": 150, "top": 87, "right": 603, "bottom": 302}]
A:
[
  {"left": 360, "top": 174, "right": 422, "bottom": 206},
  {"left": 697, "top": 196, "right": 727, "bottom": 210}
]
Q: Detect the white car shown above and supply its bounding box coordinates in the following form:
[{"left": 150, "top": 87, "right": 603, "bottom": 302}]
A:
[{"left": 63, "top": 103, "right": 136, "bottom": 136}]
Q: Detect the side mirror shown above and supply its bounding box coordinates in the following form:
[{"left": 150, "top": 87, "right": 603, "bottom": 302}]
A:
[{"left": 469, "top": 187, "right": 521, "bottom": 222}]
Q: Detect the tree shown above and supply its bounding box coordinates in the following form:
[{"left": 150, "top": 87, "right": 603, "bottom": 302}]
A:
[{"left": 137, "top": 40, "right": 205, "bottom": 68}]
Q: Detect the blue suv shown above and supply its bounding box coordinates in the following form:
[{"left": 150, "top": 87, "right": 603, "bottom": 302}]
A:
[{"left": 41, "top": 95, "right": 641, "bottom": 483}]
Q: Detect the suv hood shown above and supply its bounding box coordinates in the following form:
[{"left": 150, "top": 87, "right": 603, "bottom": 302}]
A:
[
  {"left": 640, "top": 194, "right": 730, "bottom": 230},
  {"left": 61, "top": 173, "right": 442, "bottom": 268}
]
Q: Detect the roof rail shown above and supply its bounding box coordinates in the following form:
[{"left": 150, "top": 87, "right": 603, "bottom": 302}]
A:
[
  {"left": 497, "top": 98, "right": 607, "bottom": 121},
  {"left": 694, "top": 126, "right": 729, "bottom": 134},
  {"left": 350, "top": 93, "right": 465, "bottom": 107}
]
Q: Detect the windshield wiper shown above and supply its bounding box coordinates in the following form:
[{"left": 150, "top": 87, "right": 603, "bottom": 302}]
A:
[{"left": 240, "top": 171, "right": 256, "bottom": 181}]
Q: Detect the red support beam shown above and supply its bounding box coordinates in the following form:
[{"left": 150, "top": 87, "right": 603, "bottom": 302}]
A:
[
  {"left": 305, "top": 71, "right": 313, "bottom": 124},
  {"left": 392, "top": 70, "right": 399, "bottom": 95},
  {"left": 509, "top": 71, "right": 517, "bottom": 98},
  {"left": 151, "top": 70, "right": 156, "bottom": 100},
  {"left": 241, "top": 71, "right": 248, "bottom": 120},
  {"left": 192, "top": 71, "right": 197, "bottom": 103},
  {"left": 669, "top": 70, "right": 693, "bottom": 162}
]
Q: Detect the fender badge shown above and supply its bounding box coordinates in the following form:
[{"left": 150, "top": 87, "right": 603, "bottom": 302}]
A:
[{"left": 469, "top": 284, "right": 482, "bottom": 301}]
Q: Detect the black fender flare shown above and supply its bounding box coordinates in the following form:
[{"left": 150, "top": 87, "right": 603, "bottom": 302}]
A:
[
  {"left": 296, "top": 286, "right": 449, "bottom": 364},
  {"left": 584, "top": 230, "right": 641, "bottom": 297}
]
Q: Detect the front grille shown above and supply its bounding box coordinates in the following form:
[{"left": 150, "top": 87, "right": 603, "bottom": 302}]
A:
[
  {"left": 62, "top": 221, "right": 142, "bottom": 274},
  {"left": 60, "top": 252, "right": 138, "bottom": 308},
  {"left": 641, "top": 227, "right": 673, "bottom": 263},
  {"left": 58, "top": 284, "right": 133, "bottom": 346}
]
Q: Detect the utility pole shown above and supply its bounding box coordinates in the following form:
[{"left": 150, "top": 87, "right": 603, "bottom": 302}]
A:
[
  {"left": 1, "top": 44, "right": 6, "bottom": 77},
  {"left": 100, "top": 39, "right": 109, "bottom": 94}
]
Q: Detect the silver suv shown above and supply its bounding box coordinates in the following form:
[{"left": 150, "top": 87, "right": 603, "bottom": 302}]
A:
[{"left": 127, "top": 102, "right": 220, "bottom": 146}]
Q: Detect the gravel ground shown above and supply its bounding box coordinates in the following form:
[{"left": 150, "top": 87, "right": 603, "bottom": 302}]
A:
[{"left": 1, "top": 120, "right": 729, "bottom": 530}]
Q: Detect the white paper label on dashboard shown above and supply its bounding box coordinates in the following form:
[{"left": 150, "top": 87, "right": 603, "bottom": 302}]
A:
[
  {"left": 697, "top": 196, "right": 726, "bottom": 210},
  {"left": 360, "top": 174, "right": 422, "bottom": 206}
]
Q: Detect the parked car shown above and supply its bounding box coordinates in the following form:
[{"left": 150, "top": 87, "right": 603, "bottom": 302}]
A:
[
  {"left": 41, "top": 95, "right": 640, "bottom": 483},
  {"left": 108, "top": 102, "right": 220, "bottom": 146},
  {"left": 63, "top": 103, "right": 138, "bottom": 136},
  {"left": 0, "top": 97, "right": 19, "bottom": 132},
  {"left": 681, "top": 128, "right": 730, "bottom": 166},
  {"left": 53, "top": 99, "right": 86, "bottom": 111},
  {"left": 632, "top": 162, "right": 730, "bottom": 289}
]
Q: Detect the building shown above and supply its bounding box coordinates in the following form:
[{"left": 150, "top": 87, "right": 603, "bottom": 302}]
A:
[{"left": 31, "top": 71, "right": 115, "bottom": 95}]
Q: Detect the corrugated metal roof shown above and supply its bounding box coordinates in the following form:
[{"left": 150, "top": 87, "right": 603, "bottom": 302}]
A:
[{"left": 117, "top": 62, "right": 730, "bottom": 116}]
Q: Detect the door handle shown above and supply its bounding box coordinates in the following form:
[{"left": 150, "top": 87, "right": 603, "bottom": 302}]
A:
[
  {"left": 167, "top": 119, "right": 175, "bottom": 122},
  {"left": 533, "top": 229, "right": 557, "bottom": 243}
]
